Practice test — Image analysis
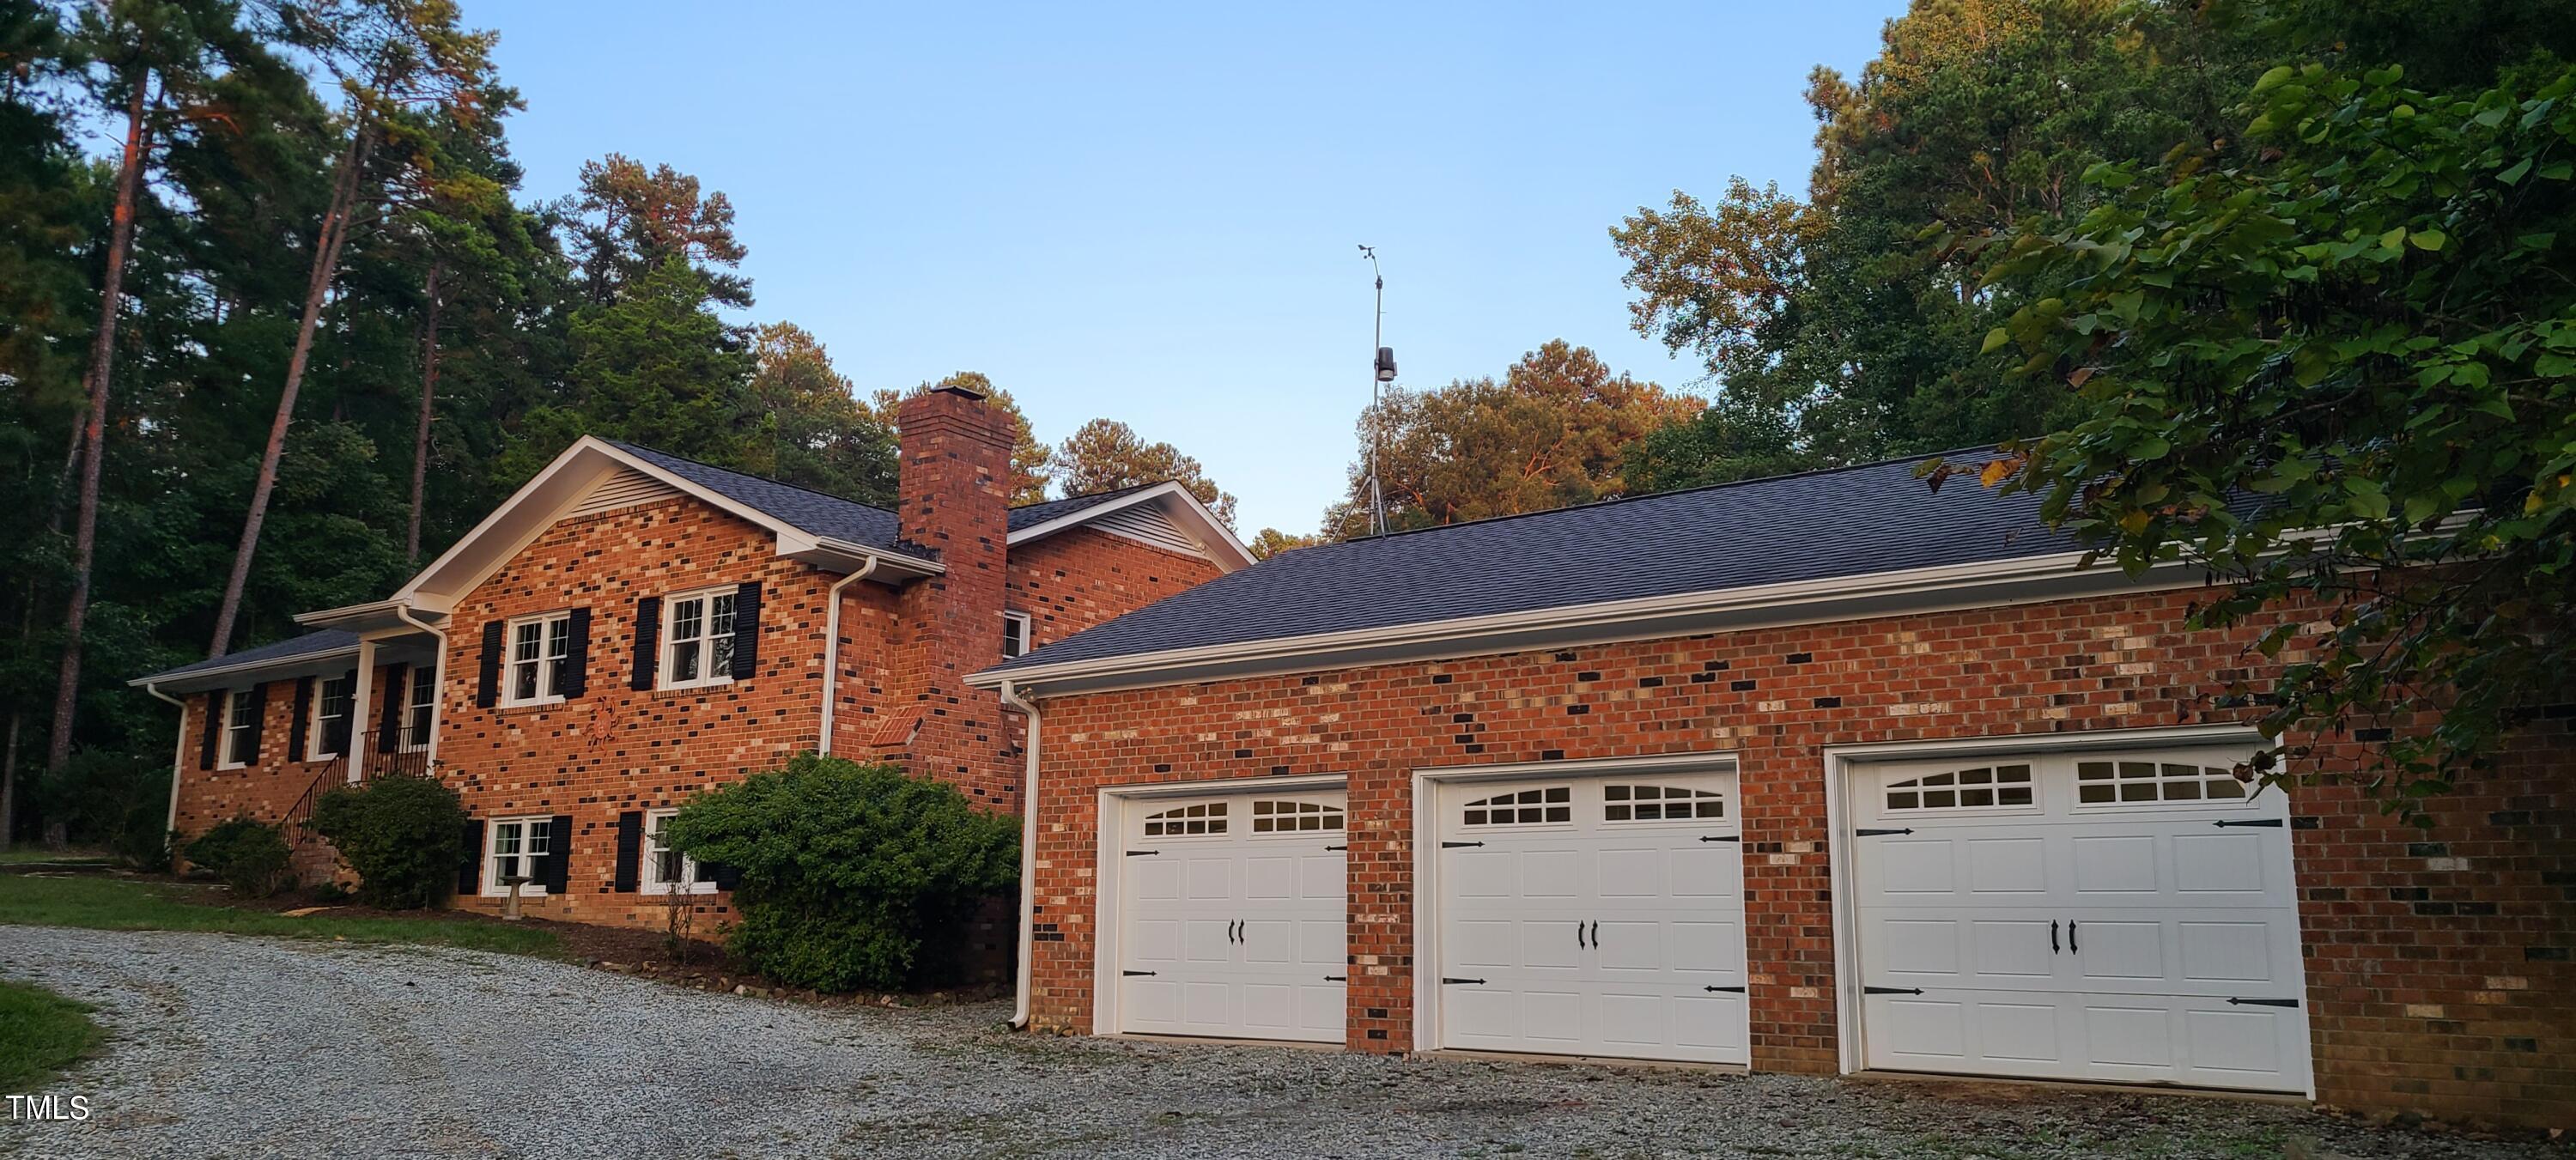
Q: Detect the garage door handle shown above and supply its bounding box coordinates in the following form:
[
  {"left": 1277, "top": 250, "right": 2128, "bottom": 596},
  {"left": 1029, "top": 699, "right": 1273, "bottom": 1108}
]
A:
[
  {"left": 2213, "top": 818, "right": 2283, "bottom": 828},
  {"left": 1854, "top": 828, "right": 1914, "bottom": 837},
  {"left": 1703, "top": 985, "right": 1746, "bottom": 993},
  {"left": 2068, "top": 920, "right": 2077, "bottom": 953},
  {"left": 1441, "top": 841, "right": 1484, "bottom": 848},
  {"left": 2050, "top": 920, "right": 2059, "bottom": 955},
  {"left": 1441, "top": 977, "right": 1486, "bottom": 986},
  {"left": 1577, "top": 922, "right": 1587, "bottom": 949},
  {"left": 2227, "top": 997, "right": 2300, "bottom": 1008},
  {"left": 1589, "top": 920, "right": 1599, "bottom": 946},
  {"left": 1698, "top": 835, "right": 1740, "bottom": 843},
  {"left": 1863, "top": 986, "right": 1923, "bottom": 995},
  {"left": 1122, "top": 970, "right": 1156, "bottom": 977}
]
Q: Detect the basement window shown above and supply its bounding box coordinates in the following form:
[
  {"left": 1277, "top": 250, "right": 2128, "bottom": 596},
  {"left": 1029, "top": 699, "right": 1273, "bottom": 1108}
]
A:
[
  {"left": 484, "top": 816, "right": 551, "bottom": 896},
  {"left": 641, "top": 810, "right": 716, "bottom": 895}
]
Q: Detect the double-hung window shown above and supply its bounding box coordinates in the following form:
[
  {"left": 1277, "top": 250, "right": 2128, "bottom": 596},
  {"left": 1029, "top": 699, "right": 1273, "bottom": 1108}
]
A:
[
  {"left": 486, "top": 817, "right": 552, "bottom": 894},
  {"left": 401, "top": 665, "right": 436, "bottom": 750},
  {"left": 221, "top": 689, "right": 258, "bottom": 768},
  {"left": 309, "top": 674, "right": 354, "bottom": 760},
  {"left": 661, "top": 588, "right": 736, "bottom": 689},
  {"left": 505, "top": 611, "right": 574, "bottom": 707},
  {"left": 1000, "top": 610, "right": 1033, "bottom": 659},
  {"left": 641, "top": 810, "right": 716, "bottom": 895}
]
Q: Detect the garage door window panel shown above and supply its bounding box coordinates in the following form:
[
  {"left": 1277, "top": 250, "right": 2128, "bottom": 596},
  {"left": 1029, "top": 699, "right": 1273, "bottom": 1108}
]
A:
[
  {"left": 1602, "top": 784, "right": 1726, "bottom": 823},
  {"left": 1461, "top": 786, "right": 1571, "bottom": 827},
  {"left": 2075, "top": 760, "right": 2248, "bottom": 807},
  {"left": 1884, "top": 764, "right": 2034, "bottom": 812},
  {"left": 1250, "top": 799, "right": 1341, "bottom": 833},
  {"left": 1142, "top": 801, "right": 1228, "bottom": 837}
]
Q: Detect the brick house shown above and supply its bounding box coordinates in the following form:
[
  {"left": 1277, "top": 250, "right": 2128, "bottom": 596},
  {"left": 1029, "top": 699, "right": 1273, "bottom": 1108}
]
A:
[
  {"left": 969, "top": 452, "right": 2573, "bottom": 1130},
  {"left": 133, "top": 383, "right": 1250, "bottom": 926}
]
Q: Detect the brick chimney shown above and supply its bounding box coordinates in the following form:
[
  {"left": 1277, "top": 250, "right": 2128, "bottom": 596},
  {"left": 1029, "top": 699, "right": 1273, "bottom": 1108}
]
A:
[{"left": 890, "top": 382, "right": 1018, "bottom": 807}]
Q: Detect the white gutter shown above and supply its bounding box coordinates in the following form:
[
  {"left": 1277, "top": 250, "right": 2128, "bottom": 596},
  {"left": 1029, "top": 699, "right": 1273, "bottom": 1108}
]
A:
[
  {"left": 393, "top": 601, "right": 447, "bottom": 768},
  {"left": 996, "top": 678, "right": 1042, "bottom": 1029},
  {"left": 143, "top": 682, "right": 187, "bottom": 838},
  {"left": 816, "top": 557, "right": 880, "bottom": 755},
  {"left": 965, "top": 548, "right": 2195, "bottom": 692},
  {"left": 124, "top": 644, "right": 362, "bottom": 690}
]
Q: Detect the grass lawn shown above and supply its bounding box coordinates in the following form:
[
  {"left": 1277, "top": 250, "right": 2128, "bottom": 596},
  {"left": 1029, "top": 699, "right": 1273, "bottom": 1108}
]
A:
[
  {"left": 0, "top": 875, "right": 562, "bottom": 957},
  {"left": 0, "top": 980, "right": 102, "bottom": 1090}
]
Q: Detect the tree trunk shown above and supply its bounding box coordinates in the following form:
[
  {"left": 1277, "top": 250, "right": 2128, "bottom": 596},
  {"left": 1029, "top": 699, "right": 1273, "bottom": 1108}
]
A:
[
  {"left": 407, "top": 259, "right": 441, "bottom": 562},
  {"left": 206, "top": 118, "right": 374, "bottom": 659},
  {"left": 3, "top": 379, "right": 93, "bottom": 851},
  {"left": 44, "top": 71, "right": 152, "bottom": 780}
]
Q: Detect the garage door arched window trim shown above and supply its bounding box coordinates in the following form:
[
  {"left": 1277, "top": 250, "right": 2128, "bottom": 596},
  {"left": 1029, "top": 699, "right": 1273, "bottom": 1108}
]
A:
[
  {"left": 1461, "top": 785, "right": 1571, "bottom": 827},
  {"left": 1880, "top": 763, "right": 2036, "bottom": 814},
  {"left": 1601, "top": 783, "right": 1727, "bottom": 823},
  {"left": 1251, "top": 799, "right": 1343, "bottom": 833},
  {"left": 1141, "top": 800, "right": 1229, "bottom": 837},
  {"left": 2073, "top": 758, "right": 2251, "bottom": 808}
]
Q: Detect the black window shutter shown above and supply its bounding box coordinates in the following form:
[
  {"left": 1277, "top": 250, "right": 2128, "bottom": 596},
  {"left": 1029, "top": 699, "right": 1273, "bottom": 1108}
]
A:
[
  {"left": 629, "top": 596, "right": 661, "bottom": 690},
  {"left": 289, "top": 677, "right": 315, "bottom": 760},
  {"left": 197, "top": 694, "right": 222, "bottom": 770},
  {"left": 561, "top": 608, "right": 592, "bottom": 697},
  {"left": 542, "top": 813, "right": 574, "bottom": 892},
  {"left": 374, "top": 663, "right": 407, "bottom": 754},
  {"left": 456, "top": 819, "right": 485, "bottom": 895},
  {"left": 728, "top": 582, "right": 763, "bottom": 681},
  {"left": 475, "top": 621, "right": 503, "bottom": 708},
  {"left": 242, "top": 683, "right": 269, "bottom": 761},
  {"left": 613, "top": 811, "right": 643, "bottom": 893}
]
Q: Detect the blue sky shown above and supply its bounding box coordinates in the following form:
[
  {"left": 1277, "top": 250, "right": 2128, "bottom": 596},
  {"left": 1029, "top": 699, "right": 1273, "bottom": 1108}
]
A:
[{"left": 459, "top": 1, "right": 1903, "bottom": 535}]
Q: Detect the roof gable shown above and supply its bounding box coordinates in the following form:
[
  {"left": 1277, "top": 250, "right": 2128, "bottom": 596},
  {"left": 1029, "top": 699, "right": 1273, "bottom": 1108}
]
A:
[{"left": 1005, "top": 481, "right": 1254, "bottom": 572}]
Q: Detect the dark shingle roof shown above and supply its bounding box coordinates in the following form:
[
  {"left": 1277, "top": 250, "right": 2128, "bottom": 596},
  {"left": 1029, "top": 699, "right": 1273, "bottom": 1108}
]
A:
[
  {"left": 987, "top": 452, "right": 2075, "bottom": 674},
  {"left": 607, "top": 441, "right": 924, "bottom": 558},
  {"left": 1005, "top": 483, "right": 1161, "bottom": 532},
  {"left": 137, "top": 629, "right": 359, "bottom": 684}
]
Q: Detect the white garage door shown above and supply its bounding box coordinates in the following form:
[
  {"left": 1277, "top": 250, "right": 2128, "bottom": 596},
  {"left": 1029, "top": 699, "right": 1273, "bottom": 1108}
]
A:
[
  {"left": 1850, "top": 748, "right": 2312, "bottom": 1093},
  {"left": 1115, "top": 789, "right": 1346, "bottom": 1042},
  {"left": 1434, "top": 770, "right": 1749, "bottom": 1063}
]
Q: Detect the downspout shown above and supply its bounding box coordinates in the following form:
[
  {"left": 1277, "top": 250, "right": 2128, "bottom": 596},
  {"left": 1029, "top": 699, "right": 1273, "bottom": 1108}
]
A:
[
  {"left": 997, "top": 677, "right": 1041, "bottom": 1029},
  {"left": 392, "top": 601, "right": 447, "bottom": 768},
  {"left": 817, "top": 556, "right": 880, "bottom": 756},
  {"left": 143, "top": 682, "right": 186, "bottom": 839}
]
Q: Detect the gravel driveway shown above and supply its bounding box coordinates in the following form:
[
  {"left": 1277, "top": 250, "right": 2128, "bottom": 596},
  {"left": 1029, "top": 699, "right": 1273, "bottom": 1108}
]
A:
[{"left": 0, "top": 926, "right": 2553, "bottom": 1159}]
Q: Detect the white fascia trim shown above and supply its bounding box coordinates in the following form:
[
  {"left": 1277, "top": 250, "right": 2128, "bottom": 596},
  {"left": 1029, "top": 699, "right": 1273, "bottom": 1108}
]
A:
[
  {"left": 1413, "top": 750, "right": 1741, "bottom": 783},
  {"left": 394, "top": 437, "right": 940, "bottom": 610},
  {"left": 1007, "top": 482, "right": 1256, "bottom": 573},
  {"left": 969, "top": 550, "right": 2200, "bottom": 694},
  {"left": 124, "top": 645, "right": 362, "bottom": 690}
]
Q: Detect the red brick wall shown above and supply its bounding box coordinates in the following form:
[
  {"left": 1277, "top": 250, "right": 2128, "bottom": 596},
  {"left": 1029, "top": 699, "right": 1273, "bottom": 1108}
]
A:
[
  {"left": 1021, "top": 586, "right": 2573, "bottom": 1129},
  {"left": 1005, "top": 526, "right": 1224, "bottom": 648},
  {"left": 438, "top": 495, "right": 835, "bottom": 928},
  {"left": 886, "top": 386, "right": 1020, "bottom": 809},
  {"left": 174, "top": 660, "right": 411, "bottom": 882}
]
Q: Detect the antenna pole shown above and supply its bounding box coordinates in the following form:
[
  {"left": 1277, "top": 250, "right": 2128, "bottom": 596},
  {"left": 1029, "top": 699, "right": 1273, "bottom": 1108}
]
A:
[{"left": 1360, "top": 246, "right": 1388, "bottom": 537}]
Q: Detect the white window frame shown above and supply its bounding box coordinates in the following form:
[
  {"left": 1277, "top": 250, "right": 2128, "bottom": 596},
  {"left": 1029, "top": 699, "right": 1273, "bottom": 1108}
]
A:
[
  {"left": 641, "top": 809, "right": 718, "bottom": 896},
  {"left": 219, "top": 689, "right": 257, "bottom": 769},
  {"left": 659, "top": 586, "right": 737, "bottom": 691},
  {"left": 1000, "top": 610, "right": 1034, "bottom": 659},
  {"left": 307, "top": 674, "right": 354, "bottom": 761},
  {"left": 483, "top": 816, "right": 552, "bottom": 897},
  {"left": 401, "top": 665, "right": 436, "bottom": 752},
  {"left": 501, "top": 610, "right": 574, "bottom": 708}
]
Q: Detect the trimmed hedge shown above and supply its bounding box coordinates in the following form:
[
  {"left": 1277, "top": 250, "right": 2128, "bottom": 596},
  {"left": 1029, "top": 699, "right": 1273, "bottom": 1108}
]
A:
[
  {"left": 310, "top": 774, "right": 469, "bottom": 908},
  {"left": 666, "top": 754, "right": 1018, "bottom": 992},
  {"left": 182, "top": 816, "right": 292, "bottom": 896}
]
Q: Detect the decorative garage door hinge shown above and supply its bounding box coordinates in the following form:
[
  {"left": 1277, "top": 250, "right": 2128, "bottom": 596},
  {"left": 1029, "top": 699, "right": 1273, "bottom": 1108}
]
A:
[
  {"left": 1440, "top": 976, "right": 1486, "bottom": 986},
  {"left": 1121, "top": 969, "right": 1156, "bottom": 977},
  {"left": 1698, "top": 834, "right": 1741, "bottom": 842},
  {"left": 1125, "top": 849, "right": 1160, "bottom": 857},
  {"left": 1702, "top": 985, "right": 1747, "bottom": 993},
  {"left": 1853, "top": 828, "right": 1914, "bottom": 837},
  {"left": 2227, "top": 997, "right": 2300, "bottom": 1007},
  {"left": 1324, "top": 975, "right": 1346, "bottom": 981},
  {"left": 1440, "top": 841, "right": 1484, "bottom": 848},
  {"left": 1325, "top": 844, "right": 1347, "bottom": 851},
  {"left": 2211, "top": 818, "right": 2284, "bottom": 829},
  {"left": 1863, "top": 986, "right": 1924, "bottom": 995}
]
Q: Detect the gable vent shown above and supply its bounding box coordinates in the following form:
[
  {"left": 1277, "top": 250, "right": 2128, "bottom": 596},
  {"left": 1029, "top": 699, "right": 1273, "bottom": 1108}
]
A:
[
  {"left": 1091, "top": 502, "right": 1204, "bottom": 556},
  {"left": 569, "top": 468, "right": 680, "bottom": 518}
]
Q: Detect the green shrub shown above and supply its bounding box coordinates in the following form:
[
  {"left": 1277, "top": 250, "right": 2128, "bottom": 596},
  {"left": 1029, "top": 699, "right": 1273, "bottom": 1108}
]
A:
[
  {"left": 182, "top": 816, "right": 292, "bottom": 896},
  {"left": 666, "top": 754, "right": 1018, "bottom": 993},
  {"left": 308, "top": 774, "right": 468, "bottom": 909}
]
